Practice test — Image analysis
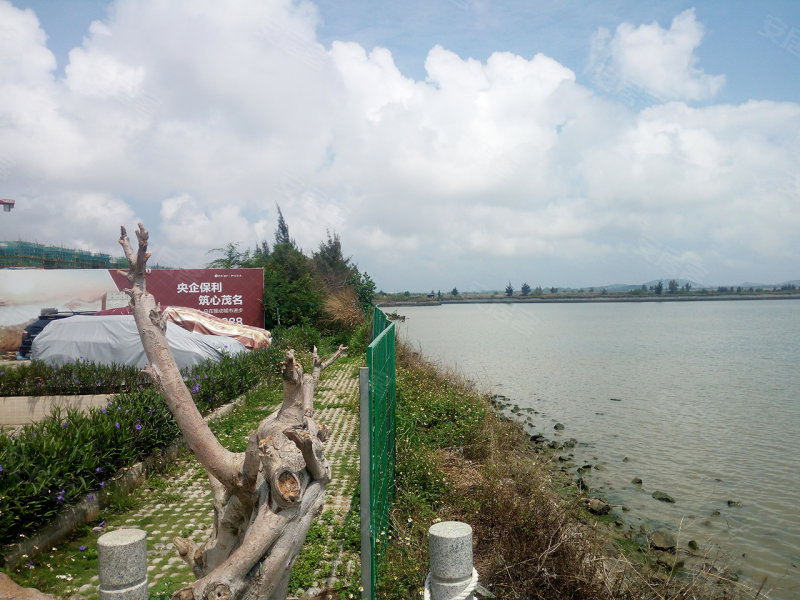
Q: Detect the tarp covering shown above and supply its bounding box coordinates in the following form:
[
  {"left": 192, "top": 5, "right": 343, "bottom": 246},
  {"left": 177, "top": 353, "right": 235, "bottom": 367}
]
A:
[
  {"left": 31, "top": 315, "right": 246, "bottom": 370},
  {"left": 95, "top": 305, "right": 271, "bottom": 350}
]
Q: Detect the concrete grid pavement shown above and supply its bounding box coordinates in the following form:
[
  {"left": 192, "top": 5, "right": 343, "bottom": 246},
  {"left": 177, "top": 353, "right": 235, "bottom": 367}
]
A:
[{"left": 63, "top": 364, "right": 361, "bottom": 599}]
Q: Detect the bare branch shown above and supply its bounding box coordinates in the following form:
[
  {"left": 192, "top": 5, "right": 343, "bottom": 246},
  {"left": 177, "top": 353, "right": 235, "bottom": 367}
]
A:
[
  {"left": 320, "top": 344, "right": 347, "bottom": 372},
  {"left": 121, "top": 224, "right": 243, "bottom": 492}
]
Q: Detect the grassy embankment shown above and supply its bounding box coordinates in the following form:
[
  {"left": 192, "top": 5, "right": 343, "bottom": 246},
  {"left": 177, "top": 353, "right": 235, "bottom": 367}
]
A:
[{"left": 378, "top": 341, "right": 761, "bottom": 600}]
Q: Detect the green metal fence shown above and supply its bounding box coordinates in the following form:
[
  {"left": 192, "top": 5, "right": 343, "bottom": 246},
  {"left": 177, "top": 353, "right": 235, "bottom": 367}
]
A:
[{"left": 360, "top": 306, "right": 396, "bottom": 599}]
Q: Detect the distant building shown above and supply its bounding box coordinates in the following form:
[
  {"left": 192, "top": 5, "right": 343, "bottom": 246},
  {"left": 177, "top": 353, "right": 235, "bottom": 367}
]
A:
[{"left": 0, "top": 240, "right": 130, "bottom": 269}]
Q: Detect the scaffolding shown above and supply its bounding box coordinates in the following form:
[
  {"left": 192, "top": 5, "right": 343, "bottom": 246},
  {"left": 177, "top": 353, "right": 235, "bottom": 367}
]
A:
[{"left": 0, "top": 241, "right": 126, "bottom": 269}]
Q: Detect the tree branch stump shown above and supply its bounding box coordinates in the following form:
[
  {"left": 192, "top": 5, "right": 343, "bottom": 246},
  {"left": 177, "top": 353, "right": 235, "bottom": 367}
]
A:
[{"left": 119, "top": 224, "right": 346, "bottom": 600}]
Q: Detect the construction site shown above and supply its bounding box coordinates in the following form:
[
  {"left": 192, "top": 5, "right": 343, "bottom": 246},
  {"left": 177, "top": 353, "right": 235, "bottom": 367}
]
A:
[{"left": 0, "top": 240, "right": 132, "bottom": 270}]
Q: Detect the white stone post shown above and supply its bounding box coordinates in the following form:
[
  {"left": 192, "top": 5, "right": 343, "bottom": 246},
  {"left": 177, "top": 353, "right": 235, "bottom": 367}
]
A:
[
  {"left": 427, "top": 521, "right": 475, "bottom": 600},
  {"left": 97, "top": 528, "right": 148, "bottom": 600}
]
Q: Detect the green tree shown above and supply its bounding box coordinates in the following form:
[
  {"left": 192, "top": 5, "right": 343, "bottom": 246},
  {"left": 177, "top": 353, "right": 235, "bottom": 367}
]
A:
[
  {"left": 259, "top": 210, "right": 322, "bottom": 328},
  {"left": 312, "top": 231, "right": 356, "bottom": 292},
  {"left": 520, "top": 282, "right": 531, "bottom": 296},
  {"left": 274, "top": 204, "right": 294, "bottom": 247},
  {"left": 451, "top": 287, "right": 459, "bottom": 297},
  {"left": 654, "top": 281, "right": 664, "bottom": 295},
  {"left": 262, "top": 242, "right": 323, "bottom": 329},
  {"left": 348, "top": 269, "right": 376, "bottom": 314},
  {"left": 668, "top": 279, "right": 679, "bottom": 294},
  {"left": 505, "top": 282, "right": 514, "bottom": 296}
]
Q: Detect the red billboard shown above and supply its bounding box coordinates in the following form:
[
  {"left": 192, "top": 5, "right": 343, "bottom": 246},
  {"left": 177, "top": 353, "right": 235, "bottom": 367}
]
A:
[
  {"left": 0, "top": 268, "right": 265, "bottom": 354},
  {"left": 108, "top": 269, "right": 264, "bottom": 327}
]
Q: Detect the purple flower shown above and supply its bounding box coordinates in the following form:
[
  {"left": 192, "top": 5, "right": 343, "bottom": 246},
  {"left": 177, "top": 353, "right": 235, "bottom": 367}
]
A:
[
  {"left": 26, "top": 560, "right": 34, "bottom": 569},
  {"left": 191, "top": 383, "right": 200, "bottom": 394},
  {"left": 115, "top": 422, "right": 120, "bottom": 429},
  {"left": 96, "top": 467, "right": 101, "bottom": 473},
  {"left": 89, "top": 493, "right": 94, "bottom": 500},
  {"left": 62, "top": 421, "right": 68, "bottom": 428},
  {"left": 56, "top": 489, "right": 65, "bottom": 502},
  {"left": 100, "top": 481, "right": 105, "bottom": 488},
  {"left": 0, "top": 464, "right": 3, "bottom": 472},
  {"left": 135, "top": 423, "right": 142, "bottom": 431},
  {"left": 101, "top": 408, "right": 107, "bottom": 414},
  {"left": 79, "top": 545, "right": 86, "bottom": 551},
  {"left": 117, "top": 406, "right": 121, "bottom": 411}
]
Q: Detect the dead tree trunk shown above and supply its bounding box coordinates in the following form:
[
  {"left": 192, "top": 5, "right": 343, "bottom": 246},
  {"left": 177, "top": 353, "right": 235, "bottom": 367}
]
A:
[{"left": 119, "top": 224, "right": 346, "bottom": 600}]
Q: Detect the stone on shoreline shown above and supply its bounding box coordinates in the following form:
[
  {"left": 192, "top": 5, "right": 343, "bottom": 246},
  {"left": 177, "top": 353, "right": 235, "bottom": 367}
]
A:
[
  {"left": 582, "top": 497, "right": 611, "bottom": 516},
  {"left": 652, "top": 490, "right": 675, "bottom": 503},
  {"left": 649, "top": 529, "right": 677, "bottom": 551}
]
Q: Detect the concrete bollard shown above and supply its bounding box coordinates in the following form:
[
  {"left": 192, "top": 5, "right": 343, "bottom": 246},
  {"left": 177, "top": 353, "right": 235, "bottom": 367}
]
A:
[
  {"left": 427, "top": 521, "right": 475, "bottom": 600},
  {"left": 97, "top": 528, "right": 148, "bottom": 600}
]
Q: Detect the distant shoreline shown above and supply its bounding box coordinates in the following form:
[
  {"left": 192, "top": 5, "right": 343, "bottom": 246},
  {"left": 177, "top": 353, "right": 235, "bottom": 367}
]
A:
[{"left": 379, "top": 293, "right": 800, "bottom": 307}]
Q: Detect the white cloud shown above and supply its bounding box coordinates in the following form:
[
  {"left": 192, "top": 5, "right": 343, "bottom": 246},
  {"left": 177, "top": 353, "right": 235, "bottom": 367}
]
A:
[
  {"left": 0, "top": 1, "right": 797, "bottom": 290},
  {"left": 589, "top": 9, "right": 725, "bottom": 102},
  {"left": 65, "top": 48, "right": 145, "bottom": 99},
  {"left": 7, "top": 191, "right": 138, "bottom": 255}
]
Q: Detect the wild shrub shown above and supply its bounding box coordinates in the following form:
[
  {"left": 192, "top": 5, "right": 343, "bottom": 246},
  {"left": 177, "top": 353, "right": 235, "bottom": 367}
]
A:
[
  {"left": 272, "top": 324, "right": 322, "bottom": 354},
  {"left": 322, "top": 287, "right": 363, "bottom": 329}
]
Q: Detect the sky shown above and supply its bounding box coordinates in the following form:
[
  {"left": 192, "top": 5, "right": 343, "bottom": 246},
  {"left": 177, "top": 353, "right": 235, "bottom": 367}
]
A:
[{"left": 1, "top": 1, "right": 799, "bottom": 292}]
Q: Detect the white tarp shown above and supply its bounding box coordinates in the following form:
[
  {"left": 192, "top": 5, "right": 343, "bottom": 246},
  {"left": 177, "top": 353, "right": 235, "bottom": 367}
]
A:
[{"left": 31, "top": 315, "right": 246, "bottom": 370}]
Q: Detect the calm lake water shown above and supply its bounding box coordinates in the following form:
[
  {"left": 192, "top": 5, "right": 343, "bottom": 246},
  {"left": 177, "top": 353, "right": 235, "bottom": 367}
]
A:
[{"left": 393, "top": 300, "right": 800, "bottom": 599}]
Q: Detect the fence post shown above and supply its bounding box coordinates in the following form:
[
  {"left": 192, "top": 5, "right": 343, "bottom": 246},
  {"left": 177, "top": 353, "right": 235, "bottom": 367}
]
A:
[
  {"left": 427, "top": 521, "right": 475, "bottom": 600},
  {"left": 97, "top": 528, "right": 148, "bottom": 600},
  {"left": 359, "top": 366, "right": 372, "bottom": 600}
]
